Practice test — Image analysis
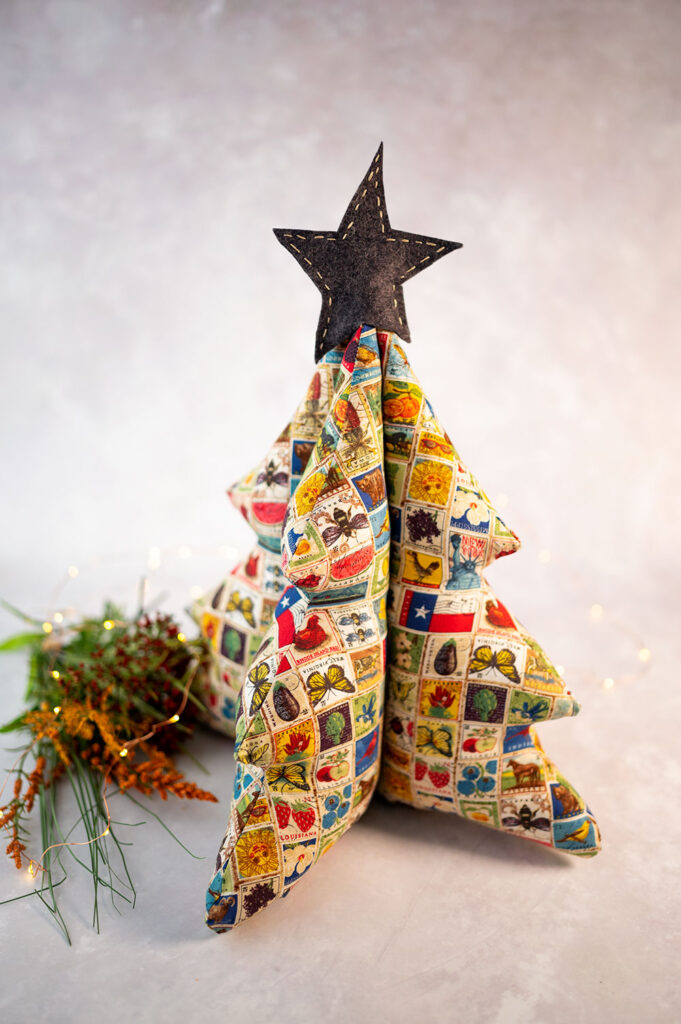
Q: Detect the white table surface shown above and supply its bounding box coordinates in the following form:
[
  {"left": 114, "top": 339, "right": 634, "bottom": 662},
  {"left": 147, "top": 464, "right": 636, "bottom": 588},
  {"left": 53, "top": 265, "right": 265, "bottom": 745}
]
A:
[{"left": 1, "top": 1, "right": 679, "bottom": 1021}]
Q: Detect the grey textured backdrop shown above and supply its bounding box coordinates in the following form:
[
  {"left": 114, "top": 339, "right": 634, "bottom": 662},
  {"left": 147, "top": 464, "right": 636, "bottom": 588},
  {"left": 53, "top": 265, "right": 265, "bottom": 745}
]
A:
[{"left": 1, "top": 2, "right": 679, "bottom": 1022}]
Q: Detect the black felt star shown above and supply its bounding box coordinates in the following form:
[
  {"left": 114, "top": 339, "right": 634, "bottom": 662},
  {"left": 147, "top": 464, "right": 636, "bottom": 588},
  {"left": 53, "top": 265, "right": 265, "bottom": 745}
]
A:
[{"left": 274, "top": 143, "right": 462, "bottom": 361}]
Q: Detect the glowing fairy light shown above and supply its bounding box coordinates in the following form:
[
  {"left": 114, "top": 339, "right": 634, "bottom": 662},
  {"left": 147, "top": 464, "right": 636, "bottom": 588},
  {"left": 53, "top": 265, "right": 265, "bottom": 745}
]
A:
[
  {"left": 103, "top": 620, "right": 114, "bottom": 630},
  {"left": 51, "top": 670, "right": 60, "bottom": 680},
  {"left": 590, "top": 603, "right": 604, "bottom": 621},
  {"left": 42, "top": 622, "right": 53, "bottom": 634},
  {"left": 147, "top": 546, "right": 161, "bottom": 571},
  {"left": 67, "top": 566, "right": 79, "bottom": 578},
  {"left": 53, "top": 612, "right": 63, "bottom": 624},
  {"left": 177, "top": 633, "right": 186, "bottom": 643},
  {"left": 638, "top": 647, "right": 651, "bottom": 663},
  {"left": 169, "top": 714, "right": 180, "bottom": 723},
  {"left": 119, "top": 748, "right": 129, "bottom": 758},
  {"left": 603, "top": 677, "right": 615, "bottom": 690},
  {"left": 53, "top": 706, "right": 61, "bottom": 716}
]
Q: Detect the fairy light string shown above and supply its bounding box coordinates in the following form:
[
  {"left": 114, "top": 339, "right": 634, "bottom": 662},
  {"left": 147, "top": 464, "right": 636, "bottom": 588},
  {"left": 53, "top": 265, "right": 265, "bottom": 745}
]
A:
[
  {"left": 491, "top": 494, "right": 653, "bottom": 692},
  {"left": 23, "top": 644, "right": 199, "bottom": 881},
  {"left": 46, "top": 535, "right": 651, "bottom": 695},
  {"left": 1, "top": 570, "right": 212, "bottom": 883},
  {"left": 5, "top": 530, "right": 649, "bottom": 882}
]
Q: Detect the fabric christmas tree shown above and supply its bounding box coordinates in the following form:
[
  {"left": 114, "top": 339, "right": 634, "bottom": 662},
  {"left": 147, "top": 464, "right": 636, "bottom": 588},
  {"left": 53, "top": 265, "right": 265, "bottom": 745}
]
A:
[
  {"left": 193, "top": 352, "right": 344, "bottom": 734},
  {"left": 203, "top": 145, "right": 600, "bottom": 932},
  {"left": 206, "top": 329, "right": 389, "bottom": 930}
]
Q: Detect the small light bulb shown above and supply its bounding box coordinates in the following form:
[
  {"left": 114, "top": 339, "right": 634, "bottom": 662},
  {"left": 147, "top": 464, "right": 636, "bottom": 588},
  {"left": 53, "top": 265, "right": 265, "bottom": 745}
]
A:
[
  {"left": 638, "top": 647, "right": 651, "bottom": 663},
  {"left": 148, "top": 545, "right": 162, "bottom": 571},
  {"left": 28, "top": 861, "right": 36, "bottom": 879},
  {"left": 103, "top": 620, "right": 114, "bottom": 631},
  {"left": 603, "top": 677, "right": 615, "bottom": 689},
  {"left": 53, "top": 611, "right": 63, "bottom": 624},
  {"left": 53, "top": 706, "right": 61, "bottom": 716},
  {"left": 590, "top": 603, "right": 604, "bottom": 621},
  {"left": 169, "top": 714, "right": 180, "bottom": 723},
  {"left": 177, "top": 632, "right": 186, "bottom": 643},
  {"left": 51, "top": 670, "right": 60, "bottom": 680},
  {"left": 103, "top": 827, "right": 110, "bottom": 837},
  {"left": 119, "top": 748, "right": 129, "bottom": 758},
  {"left": 67, "top": 565, "right": 79, "bottom": 578},
  {"left": 538, "top": 549, "right": 551, "bottom": 564},
  {"left": 42, "top": 621, "right": 53, "bottom": 634}
]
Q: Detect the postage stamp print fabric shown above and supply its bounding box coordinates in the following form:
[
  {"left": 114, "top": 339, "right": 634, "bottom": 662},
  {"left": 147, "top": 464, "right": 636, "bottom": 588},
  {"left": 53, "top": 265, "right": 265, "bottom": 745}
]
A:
[
  {"left": 205, "top": 328, "right": 390, "bottom": 930},
  {"left": 377, "top": 335, "right": 601, "bottom": 857},
  {"left": 193, "top": 352, "right": 344, "bottom": 735},
  {"left": 204, "top": 324, "right": 601, "bottom": 932}
]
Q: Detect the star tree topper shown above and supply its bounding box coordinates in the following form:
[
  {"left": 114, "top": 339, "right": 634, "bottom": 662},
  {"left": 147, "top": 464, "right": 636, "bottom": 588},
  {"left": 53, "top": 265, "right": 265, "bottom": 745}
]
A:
[{"left": 274, "top": 143, "right": 462, "bottom": 361}]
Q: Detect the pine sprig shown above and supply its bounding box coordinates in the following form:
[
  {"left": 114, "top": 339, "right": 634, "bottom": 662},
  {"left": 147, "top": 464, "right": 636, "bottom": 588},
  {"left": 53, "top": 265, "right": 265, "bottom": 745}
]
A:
[{"left": 0, "top": 603, "right": 216, "bottom": 941}]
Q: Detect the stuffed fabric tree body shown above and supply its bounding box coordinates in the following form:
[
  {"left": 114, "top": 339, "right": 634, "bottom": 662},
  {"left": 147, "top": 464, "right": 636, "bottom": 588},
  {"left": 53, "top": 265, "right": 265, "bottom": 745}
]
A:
[
  {"left": 378, "top": 335, "right": 601, "bottom": 856},
  {"left": 202, "top": 144, "right": 600, "bottom": 934},
  {"left": 193, "top": 353, "right": 344, "bottom": 735},
  {"left": 206, "top": 328, "right": 389, "bottom": 930}
]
